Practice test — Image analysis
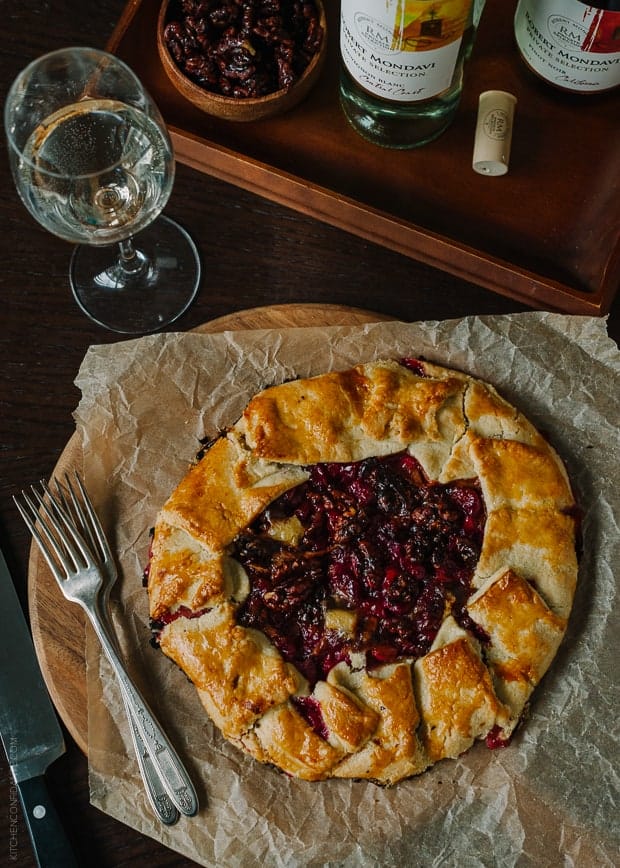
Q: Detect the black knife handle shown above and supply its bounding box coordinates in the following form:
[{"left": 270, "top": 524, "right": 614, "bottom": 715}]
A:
[{"left": 16, "top": 775, "right": 79, "bottom": 868}]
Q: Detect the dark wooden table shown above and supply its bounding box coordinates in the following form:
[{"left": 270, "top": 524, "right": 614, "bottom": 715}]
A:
[{"left": 1, "top": 3, "right": 618, "bottom": 867}]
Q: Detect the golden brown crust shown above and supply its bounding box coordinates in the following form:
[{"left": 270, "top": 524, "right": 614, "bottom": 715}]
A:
[
  {"left": 474, "top": 508, "right": 578, "bottom": 619},
  {"left": 312, "top": 680, "right": 379, "bottom": 753},
  {"left": 330, "top": 662, "right": 429, "bottom": 783},
  {"left": 467, "top": 569, "right": 567, "bottom": 733},
  {"left": 159, "top": 604, "right": 301, "bottom": 740},
  {"left": 148, "top": 358, "right": 578, "bottom": 785},
  {"left": 244, "top": 703, "right": 343, "bottom": 781},
  {"left": 241, "top": 361, "right": 467, "bottom": 473},
  {"left": 470, "top": 435, "right": 574, "bottom": 512},
  {"left": 160, "top": 433, "right": 308, "bottom": 552},
  {"left": 414, "top": 635, "right": 508, "bottom": 762}
]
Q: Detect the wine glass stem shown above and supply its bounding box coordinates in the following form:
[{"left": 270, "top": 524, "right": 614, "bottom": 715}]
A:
[{"left": 118, "top": 238, "right": 147, "bottom": 276}]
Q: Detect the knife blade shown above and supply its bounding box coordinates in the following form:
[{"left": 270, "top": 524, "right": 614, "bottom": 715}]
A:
[{"left": 0, "top": 545, "right": 79, "bottom": 867}]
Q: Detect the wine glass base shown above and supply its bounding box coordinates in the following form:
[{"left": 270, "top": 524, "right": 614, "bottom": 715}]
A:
[{"left": 69, "top": 215, "right": 201, "bottom": 334}]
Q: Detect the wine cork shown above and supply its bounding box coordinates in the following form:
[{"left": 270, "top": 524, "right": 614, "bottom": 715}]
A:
[{"left": 472, "top": 90, "right": 517, "bottom": 176}]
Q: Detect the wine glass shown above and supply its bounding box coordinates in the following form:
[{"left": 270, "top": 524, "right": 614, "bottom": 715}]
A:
[{"left": 4, "top": 47, "right": 200, "bottom": 334}]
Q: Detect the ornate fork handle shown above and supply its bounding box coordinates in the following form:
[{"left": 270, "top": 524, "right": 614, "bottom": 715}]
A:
[
  {"left": 86, "top": 595, "right": 198, "bottom": 817},
  {"left": 103, "top": 615, "right": 179, "bottom": 824},
  {"left": 125, "top": 703, "right": 180, "bottom": 824}
]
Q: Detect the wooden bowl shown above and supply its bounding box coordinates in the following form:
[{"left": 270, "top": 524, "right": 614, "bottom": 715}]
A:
[{"left": 157, "top": 0, "right": 327, "bottom": 122}]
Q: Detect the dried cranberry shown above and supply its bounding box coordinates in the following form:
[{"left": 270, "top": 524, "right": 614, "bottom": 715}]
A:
[
  {"left": 485, "top": 725, "right": 512, "bottom": 749},
  {"left": 291, "top": 696, "right": 329, "bottom": 740},
  {"left": 399, "top": 357, "right": 427, "bottom": 377}
]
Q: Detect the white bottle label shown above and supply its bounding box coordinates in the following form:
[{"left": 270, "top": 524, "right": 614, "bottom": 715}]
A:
[
  {"left": 515, "top": 0, "right": 620, "bottom": 92},
  {"left": 340, "top": 0, "right": 473, "bottom": 103}
]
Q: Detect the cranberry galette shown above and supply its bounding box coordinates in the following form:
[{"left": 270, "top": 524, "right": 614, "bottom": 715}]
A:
[{"left": 147, "top": 358, "right": 578, "bottom": 784}]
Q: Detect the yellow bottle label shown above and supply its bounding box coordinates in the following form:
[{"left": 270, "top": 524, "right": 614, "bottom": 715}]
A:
[
  {"left": 341, "top": 0, "right": 473, "bottom": 102},
  {"left": 389, "top": 1, "right": 471, "bottom": 51}
]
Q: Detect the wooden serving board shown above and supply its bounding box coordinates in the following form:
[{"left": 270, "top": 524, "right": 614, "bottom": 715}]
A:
[{"left": 28, "top": 304, "right": 389, "bottom": 754}]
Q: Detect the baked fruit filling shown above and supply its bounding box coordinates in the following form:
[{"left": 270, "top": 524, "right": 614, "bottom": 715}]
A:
[{"left": 233, "top": 453, "right": 487, "bottom": 687}]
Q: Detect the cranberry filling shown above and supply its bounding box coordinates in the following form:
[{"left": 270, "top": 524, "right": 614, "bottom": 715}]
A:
[
  {"left": 400, "top": 357, "right": 428, "bottom": 377},
  {"left": 291, "top": 696, "right": 329, "bottom": 740},
  {"left": 233, "top": 452, "right": 486, "bottom": 687},
  {"left": 150, "top": 605, "right": 209, "bottom": 647},
  {"left": 485, "top": 724, "right": 511, "bottom": 749}
]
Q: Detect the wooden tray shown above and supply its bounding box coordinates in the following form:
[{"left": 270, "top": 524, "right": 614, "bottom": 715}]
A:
[
  {"left": 28, "top": 303, "right": 388, "bottom": 754},
  {"left": 106, "top": 0, "right": 620, "bottom": 315}
]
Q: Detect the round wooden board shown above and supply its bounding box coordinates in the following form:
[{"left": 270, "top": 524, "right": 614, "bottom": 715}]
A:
[{"left": 28, "top": 304, "right": 389, "bottom": 754}]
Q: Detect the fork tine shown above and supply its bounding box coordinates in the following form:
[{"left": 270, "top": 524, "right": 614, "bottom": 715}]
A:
[
  {"left": 29, "top": 484, "right": 92, "bottom": 572},
  {"left": 48, "top": 476, "right": 99, "bottom": 559},
  {"left": 24, "top": 488, "right": 69, "bottom": 563},
  {"left": 50, "top": 478, "right": 82, "bottom": 535},
  {"left": 13, "top": 491, "right": 70, "bottom": 582},
  {"left": 72, "top": 472, "right": 113, "bottom": 563}
]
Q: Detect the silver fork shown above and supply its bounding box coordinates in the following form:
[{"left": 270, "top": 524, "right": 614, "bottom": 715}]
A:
[
  {"left": 15, "top": 479, "right": 199, "bottom": 822},
  {"left": 50, "top": 475, "right": 180, "bottom": 826}
]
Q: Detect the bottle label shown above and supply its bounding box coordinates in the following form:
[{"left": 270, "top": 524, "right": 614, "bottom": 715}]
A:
[
  {"left": 340, "top": 0, "right": 473, "bottom": 103},
  {"left": 514, "top": 1, "right": 620, "bottom": 92}
]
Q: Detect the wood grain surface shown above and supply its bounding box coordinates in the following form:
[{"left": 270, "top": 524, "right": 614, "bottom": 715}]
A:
[
  {"left": 2, "top": 3, "right": 619, "bottom": 864},
  {"left": 27, "top": 304, "right": 389, "bottom": 755}
]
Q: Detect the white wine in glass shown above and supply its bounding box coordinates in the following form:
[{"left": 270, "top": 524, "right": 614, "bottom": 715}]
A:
[{"left": 5, "top": 47, "right": 201, "bottom": 334}]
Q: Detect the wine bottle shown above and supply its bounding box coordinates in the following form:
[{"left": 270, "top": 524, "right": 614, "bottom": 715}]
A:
[
  {"left": 514, "top": 0, "right": 620, "bottom": 93},
  {"left": 339, "top": 0, "right": 484, "bottom": 149}
]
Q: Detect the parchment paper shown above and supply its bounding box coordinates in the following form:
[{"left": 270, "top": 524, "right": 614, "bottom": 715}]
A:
[{"left": 74, "top": 312, "right": 620, "bottom": 867}]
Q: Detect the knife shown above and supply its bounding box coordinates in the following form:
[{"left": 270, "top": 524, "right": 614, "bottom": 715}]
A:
[{"left": 0, "top": 546, "right": 79, "bottom": 868}]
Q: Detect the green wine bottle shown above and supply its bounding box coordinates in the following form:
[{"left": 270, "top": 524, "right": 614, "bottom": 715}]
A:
[{"left": 339, "top": 0, "right": 485, "bottom": 149}]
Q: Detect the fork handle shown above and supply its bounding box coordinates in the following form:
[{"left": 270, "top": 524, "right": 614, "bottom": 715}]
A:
[
  {"left": 86, "top": 608, "right": 199, "bottom": 817},
  {"left": 122, "top": 684, "right": 180, "bottom": 825},
  {"left": 100, "top": 596, "right": 179, "bottom": 825}
]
